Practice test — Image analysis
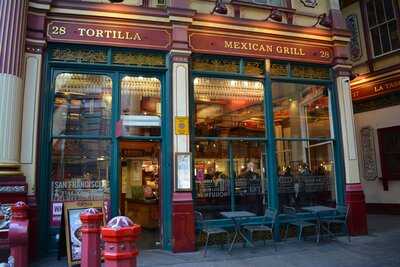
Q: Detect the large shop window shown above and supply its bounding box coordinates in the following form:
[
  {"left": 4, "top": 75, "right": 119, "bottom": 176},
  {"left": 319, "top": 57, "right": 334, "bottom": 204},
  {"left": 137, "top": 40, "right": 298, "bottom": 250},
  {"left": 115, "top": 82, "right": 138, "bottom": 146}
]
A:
[
  {"left": 272, "top": 83, "right": 336, "bottom": 209},
  {"left": 50, "top": 73, "right": 112, "bottom": 226},
  {"left": 366, "top": 0, "right": 400, "bottom": 56},
  {"left": 53, "top": 73, "right": 112, "bottom": 136},
  {"left": 194, "top": 77, "right": 265, "bottom": 137},
  {"left": 193, "top": 77, "right": 267, "bottom": 219},
  {"left": 120, "top": 76, "right": 161, "bottom": 136}
]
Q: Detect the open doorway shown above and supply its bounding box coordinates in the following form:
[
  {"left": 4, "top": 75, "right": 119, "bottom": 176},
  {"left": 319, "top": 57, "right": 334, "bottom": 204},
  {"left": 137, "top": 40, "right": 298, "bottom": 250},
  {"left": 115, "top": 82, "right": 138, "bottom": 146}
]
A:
[{"left": 120, "top": 140, "right": 160, "bottom": 249}]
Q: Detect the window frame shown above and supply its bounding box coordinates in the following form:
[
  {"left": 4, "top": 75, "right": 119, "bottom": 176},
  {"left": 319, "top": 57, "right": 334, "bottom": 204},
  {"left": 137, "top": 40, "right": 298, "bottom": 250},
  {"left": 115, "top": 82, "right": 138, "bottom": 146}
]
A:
[
  {"left": 365, "top": 0, "right": 400, "bottom": 58},
  {"left": 190, "top": 56, "right": 345, "bottom": 228}
]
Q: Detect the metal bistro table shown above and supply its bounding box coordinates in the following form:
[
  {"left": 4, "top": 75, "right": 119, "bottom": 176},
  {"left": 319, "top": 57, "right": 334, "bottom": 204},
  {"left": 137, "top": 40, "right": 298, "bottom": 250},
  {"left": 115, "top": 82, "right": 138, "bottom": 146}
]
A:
[
  {"left": 302, "top": 205, "right": 336, "bottom": 243},
  {"left": 220, "top": 211, "right": 256, "bottom": 253}
]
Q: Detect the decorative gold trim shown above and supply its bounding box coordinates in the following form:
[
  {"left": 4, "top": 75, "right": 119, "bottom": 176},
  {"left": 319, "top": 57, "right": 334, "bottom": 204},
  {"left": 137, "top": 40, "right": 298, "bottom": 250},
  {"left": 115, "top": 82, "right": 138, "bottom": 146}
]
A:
[
  {"left": 113, "top": 52, "right": 165, "bottom": 66},
  {"left": 0, "top": 171, "right": 23, "bottom": 176},
  {"left": 51, "top": 48, "right": 107, "bottom": 63}
]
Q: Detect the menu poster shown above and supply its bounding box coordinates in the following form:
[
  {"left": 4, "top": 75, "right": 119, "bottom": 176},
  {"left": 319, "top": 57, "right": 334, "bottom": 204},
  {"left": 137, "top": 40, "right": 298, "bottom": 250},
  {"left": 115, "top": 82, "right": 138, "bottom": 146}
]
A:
[
  {"left": 64, "top": 201, "right": 104, "bottom": 267},
  {"left": 175, "top": 152, "right": 192, "bottom": 192}
]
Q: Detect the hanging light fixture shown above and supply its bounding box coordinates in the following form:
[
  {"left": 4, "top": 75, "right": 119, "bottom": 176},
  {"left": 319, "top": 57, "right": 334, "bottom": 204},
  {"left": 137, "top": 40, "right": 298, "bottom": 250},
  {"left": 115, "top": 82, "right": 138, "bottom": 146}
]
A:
[
  {"left": 212, "top": 0, "right": 228, "bottom": 15},
  {"left": 108, "top": 0, "right": 124, "bottom": 3},
  {"left": 265, "top": 9, "right": 283, "bottom": 22},
  {"left": 313, "top": 13, "right": 332, "bottom": 28}
]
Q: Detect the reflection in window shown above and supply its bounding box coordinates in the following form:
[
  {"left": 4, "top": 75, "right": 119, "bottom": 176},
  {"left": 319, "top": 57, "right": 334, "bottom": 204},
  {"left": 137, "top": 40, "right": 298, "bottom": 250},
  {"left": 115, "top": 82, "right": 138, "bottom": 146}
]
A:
[
  {"left": 194, "top": 77, "right": 265, "bottom": 137},
  {"left": 272, "top": 83, "right": 332, "bottom": 139},
  {"left": 194, "top": 141, "right": 267, "bottom": 219},
  {"left": 53, "top": 73, "right": 112, "bottom": 136},
  {"left": 194, "top": 141, "right": 230, "bottom": 219},
  {"left": 120, "top": 76, "right": 161, "bottom": 136},
  {"left": 276, "top": 141, "right": 336, "bottom": 210},
  {"left": 232, "top": 141, "right": 266, "bottom": 215},
  {"left": 50, "top": 139, "right": 111, "bottom": 203}
]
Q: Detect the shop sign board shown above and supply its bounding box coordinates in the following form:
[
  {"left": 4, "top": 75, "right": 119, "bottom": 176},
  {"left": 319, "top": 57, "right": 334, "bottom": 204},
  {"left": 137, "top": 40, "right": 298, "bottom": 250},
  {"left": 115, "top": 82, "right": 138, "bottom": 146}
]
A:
[
  {"left": 47, "top": 20, "right": 171, "bottom": 50},
  {"left": 351, "top": 76, "right": 400, "bottom": 101},
  {"left": 189, "top": 33, "right": 333, "bottom": 64},
  {"left": 63, "top": 201, "right": 105, "bottom": 267}
]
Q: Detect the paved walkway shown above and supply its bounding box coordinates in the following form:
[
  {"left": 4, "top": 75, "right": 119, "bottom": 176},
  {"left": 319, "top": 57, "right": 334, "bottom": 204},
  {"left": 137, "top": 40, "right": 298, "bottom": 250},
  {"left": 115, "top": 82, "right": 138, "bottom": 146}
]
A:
[{"left": 32, "top": 215, "right": 400, "bottom": 267}]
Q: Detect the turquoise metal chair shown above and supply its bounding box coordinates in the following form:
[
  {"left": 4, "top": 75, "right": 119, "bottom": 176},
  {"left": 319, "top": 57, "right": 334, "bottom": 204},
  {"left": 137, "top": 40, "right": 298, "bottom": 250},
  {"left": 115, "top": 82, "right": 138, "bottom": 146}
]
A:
[
  {"left": 195, "top": 211, "right": 229, "bottom": 256},
  {"left": 243, "top": 208, "right": 278, "bottom": 251},
  {"left": 284, "top": 206, "right": 318, "bottom": 241},
  {"left": 320, "top": 205, "right": 351, "bottom": 242}
]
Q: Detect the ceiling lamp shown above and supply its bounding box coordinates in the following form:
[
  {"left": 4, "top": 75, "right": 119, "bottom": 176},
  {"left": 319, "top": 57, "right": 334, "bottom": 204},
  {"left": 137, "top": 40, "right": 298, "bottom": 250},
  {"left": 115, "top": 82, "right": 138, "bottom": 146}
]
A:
[
  {"left": 313, "top": 13, "right": 332, "bottom": 28},
  {"left": 265, "top": 9, "right": 283, "bottom": 22},
  {"left": 109, "top": 0, "right": 124, "bottom": 3},
  {"left": 212, "top": 0, "right": 228, "bottom": 15}
]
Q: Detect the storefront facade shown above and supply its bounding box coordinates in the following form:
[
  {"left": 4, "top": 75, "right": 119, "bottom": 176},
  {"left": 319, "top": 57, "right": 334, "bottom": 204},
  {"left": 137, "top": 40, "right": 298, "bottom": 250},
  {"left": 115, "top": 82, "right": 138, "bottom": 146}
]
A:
[
  {"left": 0, "top": 0, "right": 368, "bottom": 257},
  {"left": 341, "top": 0, "right": 400, "bottom": 215}
]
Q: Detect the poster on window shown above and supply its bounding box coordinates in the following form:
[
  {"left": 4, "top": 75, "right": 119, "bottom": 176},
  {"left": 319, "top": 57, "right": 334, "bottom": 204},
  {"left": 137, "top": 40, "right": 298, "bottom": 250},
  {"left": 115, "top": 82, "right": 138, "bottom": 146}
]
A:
[
  {"left": 64, "top": 201, "right": 104, "bottom": 267},
  {"left": 175, "top": 153, "right": 192, "bottom": 191}
]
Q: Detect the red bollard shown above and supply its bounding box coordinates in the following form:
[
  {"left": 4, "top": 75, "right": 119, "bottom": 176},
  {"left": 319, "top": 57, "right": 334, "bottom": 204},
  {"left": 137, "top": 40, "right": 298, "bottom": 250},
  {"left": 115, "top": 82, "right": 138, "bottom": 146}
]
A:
[
  {"left": 80, "top": 208, "right": 103, "bottom": 267},
  {"left": 101, "top": 216, "right": 141, "bottom": 267},
  {"left": 9, "top": 201, "right": 29, "bottom": 267}
]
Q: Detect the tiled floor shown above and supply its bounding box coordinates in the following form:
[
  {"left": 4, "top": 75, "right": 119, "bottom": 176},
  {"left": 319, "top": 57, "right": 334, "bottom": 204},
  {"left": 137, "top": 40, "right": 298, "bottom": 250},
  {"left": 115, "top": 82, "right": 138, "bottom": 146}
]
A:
[{"left": 31, "top": 214, "right": 400, "bottom": 267}]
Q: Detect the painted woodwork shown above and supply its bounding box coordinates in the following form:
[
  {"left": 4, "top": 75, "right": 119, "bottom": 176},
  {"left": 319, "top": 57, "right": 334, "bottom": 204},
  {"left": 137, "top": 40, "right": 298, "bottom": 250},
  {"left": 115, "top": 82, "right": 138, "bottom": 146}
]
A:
[
  {"left": 47, "top": 21, "right": 172, "bottom": 50},
  {"left": 189, "top": 32, "right": 334, "bottom": 64},
  {"left": 345, "top": 183, "right": 368, "bottom": 235},
  {"left": 352, "top": 74, "right": 400, "bottom": 101}
]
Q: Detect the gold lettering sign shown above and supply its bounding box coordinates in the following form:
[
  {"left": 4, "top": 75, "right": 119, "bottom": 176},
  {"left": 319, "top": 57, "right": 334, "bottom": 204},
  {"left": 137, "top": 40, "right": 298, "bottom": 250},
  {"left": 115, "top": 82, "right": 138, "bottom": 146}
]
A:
[
  {"left": 47, "top": 21, "right": 172, "bottom": 50},
  {"left": 190, "top": 33, "right": 333, "bottom": 64}
]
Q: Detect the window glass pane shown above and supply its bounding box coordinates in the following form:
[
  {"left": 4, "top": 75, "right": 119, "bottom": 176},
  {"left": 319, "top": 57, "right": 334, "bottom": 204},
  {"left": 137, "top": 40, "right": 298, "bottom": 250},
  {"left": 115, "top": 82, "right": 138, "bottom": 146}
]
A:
[
  {"left": 384, "top": 0, "right": 395, "bottom": 19},
  {"left": 194, "top": 141, "right": 230, "bottom": 219},
  {"left": 272, "top": 83, "right": 332, "bottom": 139},
  {"left": 375, "top": 0, "right": 386, "bottom": 24},
  {"left": 232, "top": 141, "right": 266, "bottom": 216},
  {"left": 389, "top": 21, "right": 400, "bottom": 50},
  {"left": 120, "top": 76, "right": 161, "bottom": 136},
  {"left": 50, "top": 139, "right": 111, "bottom": 203},
  {"left": 371, "top": 27, "right": 382, "bottom": 56},
  {"left": 53, "top": 73, "right": 112, "bottom": 136},
  {"left": 367, "top": 0, "right": 377, "bottom": 27},
  {"left": 194, "top": 77, "right": 265, "bottom": 137},
  {"left": 276, "top": 141, "right": 336, "bottom": 210},
  {"left": 380, "top": 25, "right": 392, "bottom": 53}
]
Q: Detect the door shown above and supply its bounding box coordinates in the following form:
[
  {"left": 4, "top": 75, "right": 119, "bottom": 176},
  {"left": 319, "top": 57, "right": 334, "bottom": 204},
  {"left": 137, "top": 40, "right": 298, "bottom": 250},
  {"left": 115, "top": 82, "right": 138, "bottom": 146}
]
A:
[
  {"left": 378, "top": 126, "right": 400, "bottom": 190},
  {"left": 120, "top": 140, "right": 161, "bottom": 249}
]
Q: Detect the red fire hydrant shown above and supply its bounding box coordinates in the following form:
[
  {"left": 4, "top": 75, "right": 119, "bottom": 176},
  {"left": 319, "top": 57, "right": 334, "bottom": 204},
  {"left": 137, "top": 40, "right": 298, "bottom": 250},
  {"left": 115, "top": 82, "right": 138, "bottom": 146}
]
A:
[
  {"left": 101, "top": 216, "right": 141, "bottom": 267},
  {"left": 9, "top": 201, "right": 29, "bottom": 267},
  {"left": 80, "top": 208, "right": 103, "bottom": 267}
]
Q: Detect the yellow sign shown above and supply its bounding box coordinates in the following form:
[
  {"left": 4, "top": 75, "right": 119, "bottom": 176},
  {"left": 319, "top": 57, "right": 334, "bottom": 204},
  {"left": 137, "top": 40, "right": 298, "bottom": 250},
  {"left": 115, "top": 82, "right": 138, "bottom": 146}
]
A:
[{"left": 175, "top": 117, "right": 189, "bottom": 135}]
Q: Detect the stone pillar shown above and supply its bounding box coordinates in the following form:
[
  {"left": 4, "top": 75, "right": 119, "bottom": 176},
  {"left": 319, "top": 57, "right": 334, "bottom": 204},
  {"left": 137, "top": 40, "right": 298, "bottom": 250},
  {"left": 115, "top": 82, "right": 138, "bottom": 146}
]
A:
[
  {"left": 0, "top": 0, "right": 28, "bottom": 177},
  {"left": 334, "top": 67, "right": 368, "bottom": 235},
  {"left": 168, "top": 5, "right": 196, "bottom": 251},
  {"left": 23, "top": 3, "right": 49, "bottom": 259}
]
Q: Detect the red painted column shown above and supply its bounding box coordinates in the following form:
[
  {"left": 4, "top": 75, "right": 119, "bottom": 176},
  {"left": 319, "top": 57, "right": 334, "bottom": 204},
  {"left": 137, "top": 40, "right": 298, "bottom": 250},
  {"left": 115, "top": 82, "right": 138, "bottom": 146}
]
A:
[
  {"left": 80, "top": 208, "right": 103, "bottom": 267},
  {"left": 102, "top": 216, "right": 141, "bottom": 267},
  {"left": 168, "top": 3, "right": 197, "bottom": 251},
  {"left": 9, "top": 201, "right": 29, "bottom": 267},
  {"left": 346, "top": 183, "right": 368, "bottom": 235}
]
